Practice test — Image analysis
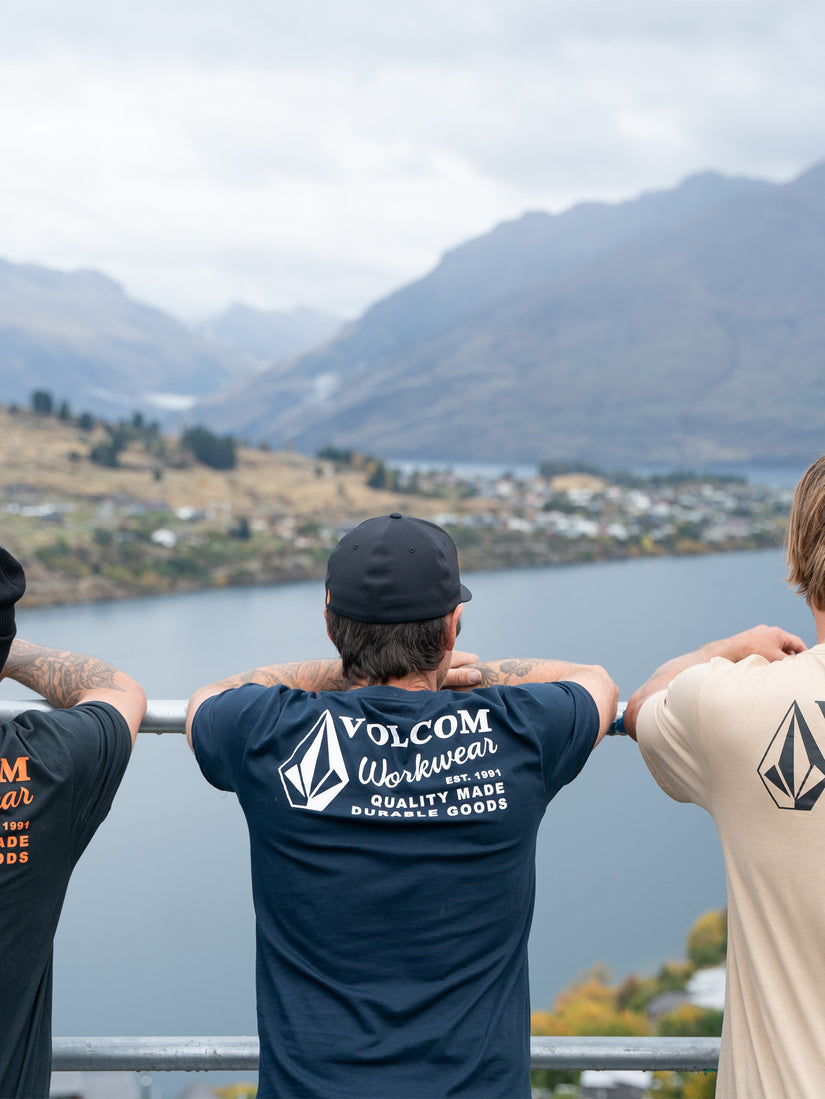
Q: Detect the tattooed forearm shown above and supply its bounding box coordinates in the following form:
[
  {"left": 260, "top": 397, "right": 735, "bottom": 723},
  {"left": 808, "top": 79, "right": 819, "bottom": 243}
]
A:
[
  {"left": 472, "top": 658, "right": 545, "bottom": 687},
  {"left": 278, "top": 660, "right": 352, "bottom": 691},
  {"left": 2, "top": 640, "right": 127, "bottom": 708},
  {"left": 210, "top": 659, "right": 352, "bottom": 694},
  {"left": 470, "top": 658, "right": 590, "bottom": 688}
]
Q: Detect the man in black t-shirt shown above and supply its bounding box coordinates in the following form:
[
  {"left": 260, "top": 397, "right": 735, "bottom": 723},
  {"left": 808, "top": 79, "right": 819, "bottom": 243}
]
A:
[{"left": 0, "top": 545, "right": 146, "bottom": 1098}]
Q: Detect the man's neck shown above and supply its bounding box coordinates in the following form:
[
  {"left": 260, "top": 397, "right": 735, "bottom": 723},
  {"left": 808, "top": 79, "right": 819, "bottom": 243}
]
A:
[
  {"left": 814, "top": 607, "right": 825, "bottom": 645},
  {"left": 383, "top": 670, "right": 440, "bottom": 692}
]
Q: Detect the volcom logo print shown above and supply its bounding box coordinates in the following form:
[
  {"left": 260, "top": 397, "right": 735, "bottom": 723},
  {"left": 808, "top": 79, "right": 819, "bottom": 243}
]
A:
[
  {"left": 277, "top": 705, "right": 508, "bottom": 819},
  {"left": 279, "top": 711, "right": 350, "bottom": 812},
  {"left": 758, "top": 700, "right": 825, "bottom": 810}
]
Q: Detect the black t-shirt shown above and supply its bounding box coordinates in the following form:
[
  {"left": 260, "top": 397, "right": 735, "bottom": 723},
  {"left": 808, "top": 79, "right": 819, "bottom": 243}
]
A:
[{"left": 0, "top": 702, "right": 131, "bottom": 1098}]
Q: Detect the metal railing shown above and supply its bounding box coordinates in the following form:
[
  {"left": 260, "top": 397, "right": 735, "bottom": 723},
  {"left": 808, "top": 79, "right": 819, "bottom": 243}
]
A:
[
  {"left": 51, "top": 1035, "right": 719, "bottom": 1072},
  {"left": 0, "top": 699, "right": 630, "bottom": 734},
  {"left": 13, "top": 698, "right": 668, "bottom": 1078},
  {"left": 0, "top": 698, "right": 189, "bottom": 732}
]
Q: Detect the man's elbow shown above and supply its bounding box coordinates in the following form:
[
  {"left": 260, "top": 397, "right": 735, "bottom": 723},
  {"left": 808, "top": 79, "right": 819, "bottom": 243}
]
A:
[
  {"left": 622, "top": 693, "right": 643, "bottom": 741},
  {"left": 588, "top": 664, "right": 620, "bottom": 705},
  {"left": 185, "top": 689, "right": 210, "bottom": 749},
  {"left": 127, "top": 677, "right": 148, "bottom": 712},
  {"left": 583, "top": 666, "right": 620, "bottom": 736}
]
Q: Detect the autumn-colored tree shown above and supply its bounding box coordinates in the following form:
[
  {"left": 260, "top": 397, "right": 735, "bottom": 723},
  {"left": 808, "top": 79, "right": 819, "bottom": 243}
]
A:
[
  {"left": 616, "top": 960, "right": 692, "bottom": 1013},
  {"left": 213, "top": 1084, "right": 257, "bottom": 1099},
  {"left": 531, "top": 968, "right": 649, "bottom": 1092},
  {"left": 657, "top": 1003, "right": 724, "bottom": 1038},
  {"left": 654, "top": 1069, "right": 718, "bottom": 1098},
  {"left": 687, "top": 909, "right": 727, "bottom": 969},
  {"left": 530, "top": 908, "right": 728, "bottom": 1097},
  {"left": 532, "top": 972, "right": 649, "bottom": 1039}
]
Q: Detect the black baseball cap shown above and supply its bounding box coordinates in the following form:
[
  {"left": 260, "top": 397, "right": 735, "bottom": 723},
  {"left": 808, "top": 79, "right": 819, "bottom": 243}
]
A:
[
  {"left": 325, "top": 513, "right": 472, "bottom": 623},
  {"left": 0, "top": 546, "right": 26, "bottom": 674}
]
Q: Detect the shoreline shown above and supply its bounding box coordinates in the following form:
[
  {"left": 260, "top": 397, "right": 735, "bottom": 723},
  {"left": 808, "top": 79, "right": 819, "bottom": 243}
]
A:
[
  {"left": 16, "top": 536, "right": 781, "bottom": 612},
  {"left": 2, "top": 406, "right": 793, "bottom": 611}
]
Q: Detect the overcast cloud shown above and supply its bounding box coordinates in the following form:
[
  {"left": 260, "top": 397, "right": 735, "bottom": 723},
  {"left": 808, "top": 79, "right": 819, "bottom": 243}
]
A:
[{"left": 1, "top": 0, "right": 824, "bottom": 320}]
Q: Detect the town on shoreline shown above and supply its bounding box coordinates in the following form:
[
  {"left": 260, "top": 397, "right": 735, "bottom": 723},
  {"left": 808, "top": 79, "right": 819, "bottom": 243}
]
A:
[{"left": 0, "top": 403, "right": 796, "bottom": 608}]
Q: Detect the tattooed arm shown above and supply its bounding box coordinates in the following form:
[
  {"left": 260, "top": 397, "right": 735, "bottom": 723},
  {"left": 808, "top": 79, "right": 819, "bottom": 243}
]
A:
[
  {"left": 1, "top": 639, "right": 147, "bottom": 746},
  {"left": 456, "top": 657, "right": 619, "bottom": 746},
  {"left": 184, "top": 651, "right": 485, "bottom": 749},
  {"left": 185, "top": 659, "right": 351, "bottom": 748}
]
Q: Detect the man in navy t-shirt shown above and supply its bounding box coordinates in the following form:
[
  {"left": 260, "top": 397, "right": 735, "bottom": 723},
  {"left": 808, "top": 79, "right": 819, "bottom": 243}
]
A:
[{"left": 187, "top": 513, "right": 618, "bottom": 1098}]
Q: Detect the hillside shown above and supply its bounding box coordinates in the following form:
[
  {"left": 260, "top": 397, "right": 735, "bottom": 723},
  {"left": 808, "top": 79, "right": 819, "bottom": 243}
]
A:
[
  {"left": 196, "top": 303, "right": 342, "bottom": 361},
  {"left": 193, "top": 162, "right": 825, "bottom": 466},
  {"left": 0, "top": 264, "right": 341, "bottom": 423},
  {"left": 0, "top": 405, "right": 792, "bottom": 608},
  {"left": 0, "top": 261, "right": 256, "bottom": 420},
  {"left": 0, "top": 405, "right": 434, "bottom": 606}
]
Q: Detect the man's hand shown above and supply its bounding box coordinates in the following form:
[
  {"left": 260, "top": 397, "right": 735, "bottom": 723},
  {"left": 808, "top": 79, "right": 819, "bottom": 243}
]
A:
[
  {"left": 438, "top": 652, "right": 617, "bottom": 744},
  {"left": 441, "top": 649, "right": 482, "bottom": 689},
  {"left": 711, "top": 624, "right": 807, "bottom": 663}
]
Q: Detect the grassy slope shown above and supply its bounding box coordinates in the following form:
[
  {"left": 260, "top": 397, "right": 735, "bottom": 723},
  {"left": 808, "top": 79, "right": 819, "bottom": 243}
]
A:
[{"left": 0, "top": 407, "right": 460, "bottom": 606}]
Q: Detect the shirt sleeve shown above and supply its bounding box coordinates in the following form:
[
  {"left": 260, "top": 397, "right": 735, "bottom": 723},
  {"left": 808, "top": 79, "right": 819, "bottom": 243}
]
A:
[
  {"left": 192, "top": 682, "right": 276, "bottom": 792},
  {"left": 500, "top": 680, "right": 600, "bottom": 800},
  {"left": 61, "top": 701, "right": 132, "bottom": 862},
  {"left": 636, "top": 662, "right": 713, "bottom": 810}
]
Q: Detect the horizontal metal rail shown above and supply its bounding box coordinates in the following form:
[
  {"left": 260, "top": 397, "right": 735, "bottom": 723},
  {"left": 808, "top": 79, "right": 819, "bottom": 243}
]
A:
[
  {"left": 1, "top": 699, "right": 630, "bottom": 734},
  {"left": 51, "top": 1036, "right": 720, "bottom": 1072},
  {"left": 0, "top": 698, "right": 189, "bottom": 733}
]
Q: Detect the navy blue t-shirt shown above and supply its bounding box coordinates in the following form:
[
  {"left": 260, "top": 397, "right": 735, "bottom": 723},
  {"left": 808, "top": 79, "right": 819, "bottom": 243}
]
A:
[{"left": 194, "top": 681, "right": 598, "bottom": 1098}]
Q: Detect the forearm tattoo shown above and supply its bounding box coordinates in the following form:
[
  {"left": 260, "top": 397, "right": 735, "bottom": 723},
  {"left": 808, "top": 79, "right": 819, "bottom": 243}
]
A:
[
  {"left": 473, "top": 658, "right": 544, "bottom": 687},
  {"left": 3, "top": 640, "right": 125, "bottom": 708},
  {"left": 215, "top": 659, "right": 351, "bottom": 694}
]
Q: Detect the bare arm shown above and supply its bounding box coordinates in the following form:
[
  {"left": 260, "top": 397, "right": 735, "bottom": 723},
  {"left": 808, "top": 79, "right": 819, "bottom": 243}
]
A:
[
  {"left": 623, "top": 624, "right": 807, "bottom": 741},
  {"left": 1, "top": 639, "right": 147, "bottom": 746},
  {"left": 455, "top": 657, "right": 619, "bottom": 745}
]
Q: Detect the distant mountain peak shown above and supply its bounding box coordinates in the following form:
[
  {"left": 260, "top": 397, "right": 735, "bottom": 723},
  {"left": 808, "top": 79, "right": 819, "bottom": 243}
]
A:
[{"left": 190, "top": 159, "right": 825, "bottom": 468}]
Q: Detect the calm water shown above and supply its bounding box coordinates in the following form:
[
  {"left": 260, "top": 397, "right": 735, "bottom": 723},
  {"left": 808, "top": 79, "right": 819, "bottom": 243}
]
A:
[{"left": 1, "top": 549, "right": 813, "bottom": 1093}]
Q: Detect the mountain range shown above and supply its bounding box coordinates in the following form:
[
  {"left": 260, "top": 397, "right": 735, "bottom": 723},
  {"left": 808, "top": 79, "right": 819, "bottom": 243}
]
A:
[
  {"left": 2, "top": 160, "right": 824, "bottom": 466},
  {"left": 0, "top": 263, "right": 340, "bottom": 422},
  {"left": 192, "top": 162, "right": 825, "bottom": 466}
]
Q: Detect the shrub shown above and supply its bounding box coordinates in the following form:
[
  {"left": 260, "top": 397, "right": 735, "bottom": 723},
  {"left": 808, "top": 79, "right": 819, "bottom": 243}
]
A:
[{"left": 182, "top": 425, "right": 237, "bottom": 470}]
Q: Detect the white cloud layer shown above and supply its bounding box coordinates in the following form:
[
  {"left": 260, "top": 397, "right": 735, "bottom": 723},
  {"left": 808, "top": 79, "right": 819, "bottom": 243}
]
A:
[{"left": 1, "top": 0, "right": 824, "bottom": 320}]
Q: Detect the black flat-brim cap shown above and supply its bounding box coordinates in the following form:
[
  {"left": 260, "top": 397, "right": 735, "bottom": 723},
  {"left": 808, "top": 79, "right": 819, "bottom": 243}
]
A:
[
  {"left": 325, "top": 513, "right": 472, "bottom": 623},
  {"left": 0, "top": 546, "right": 26, "bottom": 675}
]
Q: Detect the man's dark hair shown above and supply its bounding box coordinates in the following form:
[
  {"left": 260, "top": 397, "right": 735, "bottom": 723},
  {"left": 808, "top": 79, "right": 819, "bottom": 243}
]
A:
[{"left": 326, "top": 609, "right": 450, "bottom": 684}]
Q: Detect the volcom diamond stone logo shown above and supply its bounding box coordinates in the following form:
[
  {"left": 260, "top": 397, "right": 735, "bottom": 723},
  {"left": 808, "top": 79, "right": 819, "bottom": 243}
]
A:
[
  {"left": 279, "top": 709, "right": 349, "bottom": 812},
  {"left": 758, "top": 701, "right": 825, "bottom": 811}
]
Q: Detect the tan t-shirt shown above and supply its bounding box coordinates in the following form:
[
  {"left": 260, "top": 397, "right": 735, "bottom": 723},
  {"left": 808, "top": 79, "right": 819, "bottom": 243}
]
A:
[{"left": 637, "top": 645, "right": 825, "bottom": 1098}]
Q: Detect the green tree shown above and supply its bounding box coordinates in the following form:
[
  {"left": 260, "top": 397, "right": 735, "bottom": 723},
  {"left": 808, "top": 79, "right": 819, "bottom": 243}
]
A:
[
  {"left": 31, "top": 389, "right": 53, "bottom": 415},
  {"left": 182, "top": 424, "right": 237, "bottom": 470},
  {"left": 230, "top": 516, "right": 252, "bottom": 540},
  {"left": 89, "top": 424, "right": 130, "bottom": 468}
]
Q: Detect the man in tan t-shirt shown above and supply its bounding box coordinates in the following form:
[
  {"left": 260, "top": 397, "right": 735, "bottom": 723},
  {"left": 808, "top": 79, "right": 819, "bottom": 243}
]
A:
[{"left": 623, "top": 456, "right": 825, "bottom": 1099}]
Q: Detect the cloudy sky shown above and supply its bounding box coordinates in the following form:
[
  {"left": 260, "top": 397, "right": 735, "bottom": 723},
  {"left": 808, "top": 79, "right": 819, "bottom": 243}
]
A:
[{"left": 2, "top": 0, "right": 824, "bottom": 322}]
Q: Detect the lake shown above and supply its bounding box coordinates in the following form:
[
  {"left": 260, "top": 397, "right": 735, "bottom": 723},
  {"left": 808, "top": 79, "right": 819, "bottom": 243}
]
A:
[{"left": 1, "top": 547, "right": 813, "bottom": 1095}]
